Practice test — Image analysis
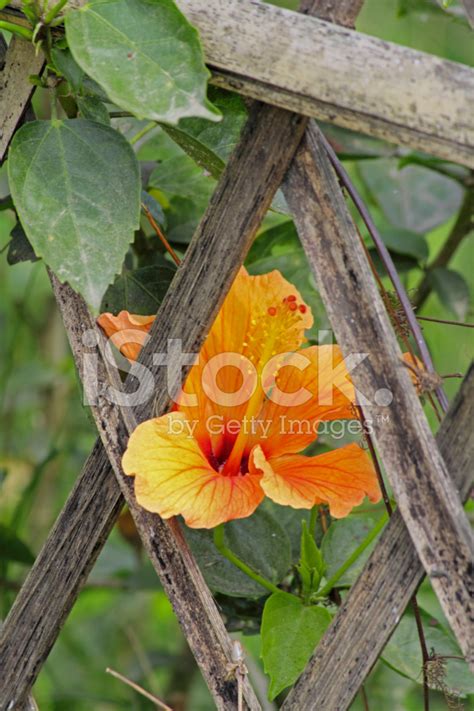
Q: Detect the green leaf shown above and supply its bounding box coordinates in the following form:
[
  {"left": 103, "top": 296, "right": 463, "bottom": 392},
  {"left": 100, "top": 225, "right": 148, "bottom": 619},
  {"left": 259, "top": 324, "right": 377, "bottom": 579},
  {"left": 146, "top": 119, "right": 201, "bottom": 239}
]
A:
[
  {"left": 161, "top": 88, "right": 247, "bottom": 178},
  {"left": 76, "top": 96, "right": 111, "bottom": 125},
  {"left": 261, "top": 593, "right": 332, "bottom": 699},
  {"left": 8, "top": 119, "right": 140, "bottom": 311},
  {"left": 428, "top": 267, "right": 470, "bottom": 320},
  {"left": 184, "top": 508, "right": 291, "bottom": 598},
  {"left": 383, "top": 607, "right": 474, "bottom": 696},
  {"left": 51, "top": 46, "right": 85, "bottom": 91},
  {"left": 0, "top": 524, "right": 35, "bottom": 565},
  {"left": 381, "top": 226, "right": 429, "bottom": 261},
  {"left": 321, "top": 515, "right": 382, "bottom": 586},
  {"left": 358, "top": 159, "right": 463, "bottom": 233},
  {"left": 141, "top": 189, "right": 167, "bottom": 229},
  {"left": 101, "top": 262, "right": 175, "bottom": 314},
  {"left": 149, "top": 153, "right": 215, "bottom": 202},
  {"left": 7, "top": 224, "right": 39, "bottom": 265},
  {"left": 65, "top": 0, "right": 220, "bottom": 124}
]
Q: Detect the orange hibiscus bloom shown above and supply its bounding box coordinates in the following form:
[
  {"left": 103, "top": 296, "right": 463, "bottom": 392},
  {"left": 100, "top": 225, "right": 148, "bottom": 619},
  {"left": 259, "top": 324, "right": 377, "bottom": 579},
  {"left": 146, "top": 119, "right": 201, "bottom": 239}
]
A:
[{"left": 99, "top": 269, "right": 380, "bottom": 528}]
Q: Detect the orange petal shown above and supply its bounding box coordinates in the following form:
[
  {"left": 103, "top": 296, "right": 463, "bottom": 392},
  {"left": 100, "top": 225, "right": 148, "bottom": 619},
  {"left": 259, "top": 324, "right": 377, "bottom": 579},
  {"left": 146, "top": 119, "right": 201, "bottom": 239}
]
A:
[
  {"left": 178, "top": 267, "right": 313, "bottom": 457},
  {"left": 245, "top": 345, "right": 357, "bottom": 458},
  {"left": 251, "top": 443, "right": 380, "bottom": 518},
  {"left": 97, "top": 311, "right": 155, "bottom": 361},
  {"left": 122, "top": 412, "right": 264, "bottom": 528}
]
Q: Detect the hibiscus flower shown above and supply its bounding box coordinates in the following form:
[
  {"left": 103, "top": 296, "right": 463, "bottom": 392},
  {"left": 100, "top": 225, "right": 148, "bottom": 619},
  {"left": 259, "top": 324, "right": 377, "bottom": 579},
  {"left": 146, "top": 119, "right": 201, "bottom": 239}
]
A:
[{"left": 98, "top": 269, "right": 380, "bottom": 528}]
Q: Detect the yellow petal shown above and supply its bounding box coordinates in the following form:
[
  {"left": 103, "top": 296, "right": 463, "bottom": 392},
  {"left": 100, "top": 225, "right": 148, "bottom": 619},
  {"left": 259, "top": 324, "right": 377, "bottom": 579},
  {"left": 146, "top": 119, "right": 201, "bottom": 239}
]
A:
[{"left": 122, "top": 412, "right": 264, "bottom": 528}]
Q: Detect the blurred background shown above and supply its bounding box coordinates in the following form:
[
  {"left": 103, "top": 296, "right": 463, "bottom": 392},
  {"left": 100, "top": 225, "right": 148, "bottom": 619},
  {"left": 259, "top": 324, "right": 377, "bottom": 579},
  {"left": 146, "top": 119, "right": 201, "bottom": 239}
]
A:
[{"left": 0, "top": 0, "right": 473, "bottom": 708}]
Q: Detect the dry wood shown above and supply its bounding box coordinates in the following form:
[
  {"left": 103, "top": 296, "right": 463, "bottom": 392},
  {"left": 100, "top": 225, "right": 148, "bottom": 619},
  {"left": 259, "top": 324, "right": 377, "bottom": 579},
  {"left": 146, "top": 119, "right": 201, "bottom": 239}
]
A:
[
  {"left": 283, "top": 363, "right": 474, "bottom": 710},
  {"left": 174, "top": 0, "right": 474, "bottom": 167},
  {"left": 283, "top": 122, "right": 474, "bottom": 663},
  {"left": 0, "top": 442, "right": 123, "bottom": 709},
  {"left": 0, "top": 101, "right": 307, "bottom": 710},
  {"left": 0, "top": 36, "right": 43, "bottom": 163},
  {"left": 4, "top": 0, "right": 474, "bottom": 165}
]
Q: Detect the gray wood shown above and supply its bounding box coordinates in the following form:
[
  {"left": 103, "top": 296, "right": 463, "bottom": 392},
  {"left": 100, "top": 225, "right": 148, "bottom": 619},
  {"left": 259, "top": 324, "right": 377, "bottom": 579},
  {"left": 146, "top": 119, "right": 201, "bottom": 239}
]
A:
[
  {"left": 0, "top": 101, "right": 307, "bottom": 710},
  {"left": 283, "top": 122, "right": 474, "bottom": 663},
  {"left": 4, "top": 0, "right": 474, "bottom": 165},
  {"left": 283, "top": 363, "right": 474, "bottom": 710},
  {"left": 175, "top": 0, "right": 474, "bottom": 167},
  {"left": 0, "top": 36, "right": 44, "bottom": 163},
  {"left": 0, "top": 443, "right": 123, "bottom": 709}
]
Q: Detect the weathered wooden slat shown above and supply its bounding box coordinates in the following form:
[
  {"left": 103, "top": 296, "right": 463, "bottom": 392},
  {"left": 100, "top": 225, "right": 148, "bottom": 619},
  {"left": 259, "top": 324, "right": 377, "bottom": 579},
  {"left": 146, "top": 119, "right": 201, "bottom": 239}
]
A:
[
  {"left": 282, "top": 363, "right": 474, "bottom": 710},
  {"left": 0, "top": 442, "right": 123, "bottom": 707},
  {"left": 4, "top": 0, "right": 474, "bottom": 165},
  {"left": 283, "top": 121, "right": 474, "bottom": 663},
  {"left": 175, "top": 0, "right": 474, "bottom": 167},
  {"left": 0, "top": 101, "right": 307, "bottom": 710},
  {"left": 0, "top": 36, "right": 44, "bottom": 163}
]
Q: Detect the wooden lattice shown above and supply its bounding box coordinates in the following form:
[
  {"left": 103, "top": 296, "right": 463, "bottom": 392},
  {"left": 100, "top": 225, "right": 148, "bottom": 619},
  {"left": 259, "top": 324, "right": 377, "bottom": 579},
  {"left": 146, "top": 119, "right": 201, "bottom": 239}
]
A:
[{"left": 0, "top": 1, "right": 473, "bottom": 709}]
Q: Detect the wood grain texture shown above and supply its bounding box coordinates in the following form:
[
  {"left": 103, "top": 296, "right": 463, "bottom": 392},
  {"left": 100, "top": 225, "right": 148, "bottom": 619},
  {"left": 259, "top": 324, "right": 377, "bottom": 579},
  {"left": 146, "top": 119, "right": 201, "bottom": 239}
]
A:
[
  {"left": 283, "top": 364, "right": 474, "bottom": 710},
  {"left": 4, "top": 0, "right": 474, "bottom": 164},
  {"left": 50, "top": 102, "right": 307, "bottom": 711},
  {"left": 174, "top": 0, "right": 474, "bottom": 167},
  {"left": 0, "top": 36, "right": 44, "bottom": 163},
  {"left": 0, "top": 102, "right": 307, "bottom": 711},
  {"left": 0, "top": 442, "right": 123, "bottom": 710},
  {"left": 299, "top": 0, "right": 365, "bottom": 26},
  {"left": 283, "top": 122, "right": 474, "bottom": 663}
]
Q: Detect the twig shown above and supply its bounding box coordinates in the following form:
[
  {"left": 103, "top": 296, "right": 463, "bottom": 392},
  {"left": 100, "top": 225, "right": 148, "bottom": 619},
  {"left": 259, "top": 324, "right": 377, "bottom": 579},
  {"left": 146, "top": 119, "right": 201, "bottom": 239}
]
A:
[
  {"left": 417, "top": 315, "right": 474, "bottom": 328},
  {"left": 321, "top": 132, "right": 450, "bottom": 413},
  {"left": 106, "top": 667, "right": 173, "bottom": 711},
  {"left": 141, "top": 202, "right": 181, "bottom": 267},
  {"left": 413, "top": 188, "right": 474, "bottom": 311}
]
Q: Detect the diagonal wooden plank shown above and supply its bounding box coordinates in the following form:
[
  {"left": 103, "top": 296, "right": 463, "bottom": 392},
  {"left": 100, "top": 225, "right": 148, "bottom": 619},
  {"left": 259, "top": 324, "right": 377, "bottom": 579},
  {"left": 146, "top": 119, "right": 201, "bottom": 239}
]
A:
[
  {"left": 282, "top": 122, "right": 474, "bottom": 663},
  {"left": 0, "top": 101, "right": 307, "bottom": 710},
  {"left": 3, "top": 0, "right": 474, "bottom": 166},
  {"left": 0, "top": 36, "right": 44, "bottom": 163},
  {"left": 282, "top": 363, "right": 474, "bottom": 710}
]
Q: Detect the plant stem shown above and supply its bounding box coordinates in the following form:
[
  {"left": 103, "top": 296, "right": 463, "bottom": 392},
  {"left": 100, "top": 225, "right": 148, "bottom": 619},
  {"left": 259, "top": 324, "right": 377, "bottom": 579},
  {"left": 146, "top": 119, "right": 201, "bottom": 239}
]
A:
[
  {"left": 417, "top": 315, "right": 474, "bottom": 328},
  {"left": 317, "top": 512, "right": 389, "bottom": 598},
  {"left": 130, "top": 121, "right": 156, "bottom": 146},
  {"left": 213, "top": 524, "right": 281, "bottom": 596},
  {"left": 321, "top": 131, "right": 449, "bottom": 413},
  {"left": 309, "top": 505, "right": 318, "bottom": 537},
  {"left": 142, "top": 202, "right": 181, "bottom": 267},
  {"left": 0, "top": 20, "right": 33, "bottom": 39},
  {"left": 411, "top": 596, "right": 431, "bottom": 711}
]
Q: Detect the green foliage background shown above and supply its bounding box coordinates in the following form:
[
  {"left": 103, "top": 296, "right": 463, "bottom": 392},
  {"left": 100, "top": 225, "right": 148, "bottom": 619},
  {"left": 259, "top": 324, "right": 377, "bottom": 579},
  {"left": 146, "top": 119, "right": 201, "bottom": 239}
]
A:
[{"left": 0, "top": 0, "right": 472, "bottom": 708}]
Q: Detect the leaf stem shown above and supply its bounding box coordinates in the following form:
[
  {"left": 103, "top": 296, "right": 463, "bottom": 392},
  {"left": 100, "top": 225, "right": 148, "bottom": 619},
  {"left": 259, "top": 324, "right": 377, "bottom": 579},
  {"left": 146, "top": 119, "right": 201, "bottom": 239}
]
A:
[
  {"left": 317, "top": 512, "right": 389, "bottom": 598},
  {"left": 0, "top": 20, "right": 33, "bottom": 39},
  {"left": 213, "top": 524, "right": 282, "bottom": 596},
  {"left": 130, "top": 121, "right": 156, "bottom": 146}
]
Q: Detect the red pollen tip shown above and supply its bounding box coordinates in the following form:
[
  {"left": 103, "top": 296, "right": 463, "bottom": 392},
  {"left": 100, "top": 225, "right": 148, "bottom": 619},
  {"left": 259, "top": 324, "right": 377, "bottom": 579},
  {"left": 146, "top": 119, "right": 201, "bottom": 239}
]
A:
[
  {"left": 267, "top": 306, "right": 277, "bottom": 316},
  {"left": 299, "top": 304, "right": 307, "bottom": 314},
  {"left": 289, "top": 302, "right": 298, "bottom": 312},
  {"left": 287, "top": 294, "right": 297, "bottom": 302}
]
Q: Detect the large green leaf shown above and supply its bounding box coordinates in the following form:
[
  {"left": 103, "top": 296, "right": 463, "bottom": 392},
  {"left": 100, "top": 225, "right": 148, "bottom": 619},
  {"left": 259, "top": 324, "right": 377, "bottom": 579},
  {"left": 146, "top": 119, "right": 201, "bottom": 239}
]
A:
[
  {"left": 358, "top": 159, "right": 463, "bottom": 233},
  {"left": 8, "top": 119, "right": 140, "bottom": 311},
  {"left": 321, "top": 515, "right": 383, "bottom": 586},
  {"left": 383, "top": 607, "right": 474, "bottom": 696},
  {"left": 428, "top": 267, "right": 470, "bottom": 320},
  {"left": 162, "top": 88, "right": 247, "bottom": 178},
  {"left": 261, "top": 592, "right": 332, "bottom": 699},
  {"left": 184, "top": 508, "right": 291, "bottom": 598},
  {"left": 65, "top": 0, "right": 220, "bottom": 124},
  {"left": 149, "top": 153, "right": 215, "bottom": 202}
]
